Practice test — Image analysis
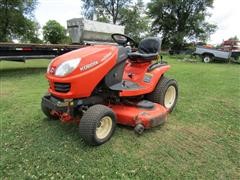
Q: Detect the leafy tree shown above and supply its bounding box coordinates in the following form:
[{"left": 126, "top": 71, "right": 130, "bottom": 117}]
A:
[
  {"left": 43, "top": 20, "right": 67, "bottom": 44},
  {"left": 0, "top": 0, "right": 38, "bottom": 42},
  {"left": 228, "top": 36, "right": 239, "bottom": 41},
  {"left": 21, "top": 20, "right": 42, "bottom": 43},
  {"left": 147, "top": 0, "right": 217, "bottom": 49},
  {"left": 81, "top": 0, "right": 131, "bottom": 24},
  {"left": 82, "top": 0, "right": 95, "bottom": 20},
  {"left": 119, "top": 0, "right": 149, "bottom": 42}
]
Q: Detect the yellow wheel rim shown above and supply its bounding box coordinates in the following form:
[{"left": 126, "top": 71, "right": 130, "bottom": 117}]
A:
[
  {"left": 96, "top": 116, "right": 112, "bottom": 139},
  {"left": 164, "top": 86, "right": 176, "bottom": 109}
]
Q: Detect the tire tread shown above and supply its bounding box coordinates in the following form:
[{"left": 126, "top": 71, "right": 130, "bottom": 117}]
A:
[
  {"left": 146, "top": 76, "right": 178, "bottom": 112},
  {"left": 79, "top": 104, "right": 116, "bottom": 145}
]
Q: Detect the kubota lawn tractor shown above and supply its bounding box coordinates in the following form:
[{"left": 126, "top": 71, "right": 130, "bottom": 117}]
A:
[{"left": 41, "top": 34, "right": 178, "bottom": 145}]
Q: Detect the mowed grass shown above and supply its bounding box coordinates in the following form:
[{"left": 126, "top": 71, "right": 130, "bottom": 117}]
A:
[{"left": 0, "top": 57, "right": 239, "bottom": 179}]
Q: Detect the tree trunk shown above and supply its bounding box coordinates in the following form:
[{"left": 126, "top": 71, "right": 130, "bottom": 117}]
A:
[{"left": 1, "top": 0, "right": 9, "bottom": 41}]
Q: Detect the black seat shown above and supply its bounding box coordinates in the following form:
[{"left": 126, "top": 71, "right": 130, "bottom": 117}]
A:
[{"left": 128, "top": 37, "right": 161, "bottom": 61}]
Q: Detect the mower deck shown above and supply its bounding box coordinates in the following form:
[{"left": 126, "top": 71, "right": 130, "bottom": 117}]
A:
[{"left": 110, "top": 101, "right": 168, "bottom": 129}]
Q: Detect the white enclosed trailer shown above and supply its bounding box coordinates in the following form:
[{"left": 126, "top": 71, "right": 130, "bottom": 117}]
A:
[{"left": 67, "top": 18, "right": 125, "bottom": 43}]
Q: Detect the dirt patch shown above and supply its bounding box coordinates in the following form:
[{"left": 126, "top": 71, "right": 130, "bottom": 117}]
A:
[{"left": 0, "top": 92, "right": 11, "bottom": 97}]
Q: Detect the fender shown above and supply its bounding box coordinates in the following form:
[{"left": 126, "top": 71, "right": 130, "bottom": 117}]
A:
[{"left": 120, "top": 62, "right": 170, "bottom": 97}]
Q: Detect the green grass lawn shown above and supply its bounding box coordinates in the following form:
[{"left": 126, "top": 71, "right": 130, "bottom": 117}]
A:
[{"left": 1, "top": 57, "right": 240, "bottom": 179}]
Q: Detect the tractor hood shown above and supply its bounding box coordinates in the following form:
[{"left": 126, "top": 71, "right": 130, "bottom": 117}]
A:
[
  {"left": 46, "top": 44, "right": 119, "bottom": 98},
  {"left": 48, "top": 45, "right": 118, "bottom": 77}
]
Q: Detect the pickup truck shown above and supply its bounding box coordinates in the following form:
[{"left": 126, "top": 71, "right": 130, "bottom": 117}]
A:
[{"left": 194, "top": 46, "right": 232, "bottom": 63}]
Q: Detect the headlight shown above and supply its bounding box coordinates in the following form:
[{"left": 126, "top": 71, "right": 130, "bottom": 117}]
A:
[
  {"left": 55, "top": 58, "right": 81, "bottom": 77},
  {"left": 47, "top": 60, "right": 54, "bottom": 73}
]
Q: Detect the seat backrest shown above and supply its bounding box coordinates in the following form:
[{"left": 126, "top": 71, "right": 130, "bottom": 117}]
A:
[{"left": 138, "top": 37, "right": 161, "bottom": 54}]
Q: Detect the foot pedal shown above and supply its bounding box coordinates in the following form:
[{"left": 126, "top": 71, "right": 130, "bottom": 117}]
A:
[
  {"left": 109, "top": 80, "right": 141, "bottom": 90},
  {"left": 137, "top": 100, "right": 154, "bottom": 109}
]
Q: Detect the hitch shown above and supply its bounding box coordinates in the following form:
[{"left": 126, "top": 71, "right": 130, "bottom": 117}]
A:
[{"left": 60, "top": 112, "right": 73, "bottom": 122}]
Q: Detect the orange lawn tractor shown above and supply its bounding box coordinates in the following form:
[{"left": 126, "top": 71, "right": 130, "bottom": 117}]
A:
[{"left": 41, "top": 34, "right": 178, "bottom": 145}]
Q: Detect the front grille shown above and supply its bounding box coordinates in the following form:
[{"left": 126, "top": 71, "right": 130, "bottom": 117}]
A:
[{"left": 54, "top": 82, "right": 70, "bottom": 93}]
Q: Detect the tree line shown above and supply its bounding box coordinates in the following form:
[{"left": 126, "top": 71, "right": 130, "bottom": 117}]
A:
[
  {"left": 0, "top": 0, "right": 70, "bottom": 44},
  {"left": 0, "top": 0, "right": 231, "bottom": 49}
]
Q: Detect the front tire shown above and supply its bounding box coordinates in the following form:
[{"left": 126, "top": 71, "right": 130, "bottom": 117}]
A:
[
  {"left": 79, "top": 104, "right": 116, "bottom": 145},
  {"left": 146, "top": 76, "right": 178, "bottom": 112}
]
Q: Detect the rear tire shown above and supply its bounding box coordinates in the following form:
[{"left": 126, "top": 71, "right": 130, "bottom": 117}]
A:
[
  {"left": 79, "top": 104, "right": 116, "bottom": 145},
  {"left": 146, "top": 76, "right": 178, "bottom": 112},
  {"left": 232, "top": 56, "right": 240, "bottom": 63},
  {"left": 41, "top": 101, "right": 58, "bottom": 120}
]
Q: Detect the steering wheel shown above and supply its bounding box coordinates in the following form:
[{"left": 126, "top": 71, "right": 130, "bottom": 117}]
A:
[{"left": 111, "top": 33, "right": 137, "bottom": 47}]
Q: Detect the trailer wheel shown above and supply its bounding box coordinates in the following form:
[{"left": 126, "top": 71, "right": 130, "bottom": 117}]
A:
[
  {"left": 202, "top": 55, "right": 212, "bottom": 63},
  {"left": 79, "top": 104, "right": 116, "bottom": 145},
  {"left": 232, "top": 56, "right": 240, "bottom": 63},
  {"left": 41, "top": 101, "right": 58, "bottom": 120},
  {"left": 146, "top": 76, "right": 178, "bottom": 112}
]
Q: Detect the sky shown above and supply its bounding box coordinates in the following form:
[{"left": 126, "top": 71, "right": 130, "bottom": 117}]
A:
[{"left": 35, "top": 0, "right": 240, "bottom": 45}]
